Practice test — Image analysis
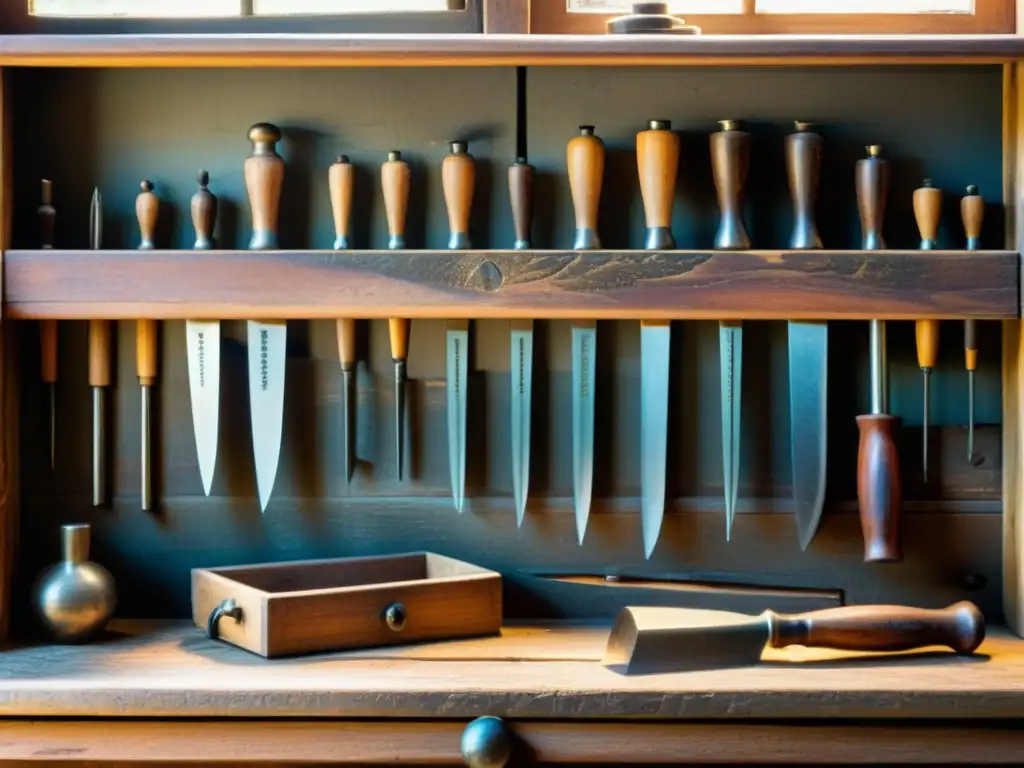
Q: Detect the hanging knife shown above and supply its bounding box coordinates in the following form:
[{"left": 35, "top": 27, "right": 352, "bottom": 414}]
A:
[
  {"left": 38, "top": 179, "right": 57, "bottom": 469},
  {"left": 88, "top": 189, "right": 110, "bottom": 507},
  {"left": 382, "top": 150, "right": 411, "bottom": 482},
  {"left": 186, "top": 171, "right": 220, "bottom": 497},
  {"left": 567, "top": 125, "right": 604, "bottom": 545},
  {"left": 244, "top": 123, "right": 286, "bottom": 513},
  {"left": 711, "top": 119, "right": 750, "bottom": 542},
  {"left": 135, "top": 180, "right": 160, "bottom": 512},
  {"left": 329, "top": 155, "right": 358, "bottom": 483},
  {"left": 442, "top": 140, "right": 474, "bottom": 513},
  {"left": 636, "top": 119, "right": 678, "bottom": 559},
  {"left": 785, "top": 121, "right": 828, "bottom": 550},
  {"left": 961, "top": 185, "right": 984, "bottom": 464},
  {"left": 509, "top": 156, "right": 534, "bottom": 525},
  {"left": 912, "top": 179, "right": 941, "bottom": 484}
]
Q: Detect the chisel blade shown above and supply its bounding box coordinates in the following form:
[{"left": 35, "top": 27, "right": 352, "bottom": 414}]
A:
[
  {"left": 571, "top": 321, "right": 597, "bottom": 545},
  {"left": 511, "top": 320, "right": 533, "bottom": 526},
  {"left": 641, "top": 321, "right": 671, "bottom": 560},
  {"left": 719, "top": 321, "right": 742, "bottom": 542},
  {"left": 247, "top": 319, "right": 287, "bottom": 513},
  {"left": 788, "top": 320, "right": 828, "bottom": 550},
  {"left": 447, "top": 320, "right": 469, "bottom": 513},
  {"left": 186, "top": 319, "right": 220, "bottom": 497}
]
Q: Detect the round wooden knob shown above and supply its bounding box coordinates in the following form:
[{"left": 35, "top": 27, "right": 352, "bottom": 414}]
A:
[{"left": 461, "top": 716, "right": 511, "bottom": 768}]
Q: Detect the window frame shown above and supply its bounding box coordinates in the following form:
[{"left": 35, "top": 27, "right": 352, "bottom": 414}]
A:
[
  {"left": 2, "top": 0, "right": 478, "bottom": 34},
  {"left": 530, "top": 0, "right": 1015, "bottom": 35}
]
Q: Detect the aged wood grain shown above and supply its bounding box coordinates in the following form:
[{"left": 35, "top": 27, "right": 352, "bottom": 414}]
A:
[{"left": 4, "top": 249, "right": 1018, "bottom": 320}]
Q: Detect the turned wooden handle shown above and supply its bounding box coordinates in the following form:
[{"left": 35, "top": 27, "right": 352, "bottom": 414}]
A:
[
  {"left": 382, "top": 150, "right": 410, "bottom": 245},
  {"left": 856, "top": 413, "right": 902, "bottom": 562},
  {"left": 442, "top": 141, "right": 475, "bottom": 239},
  {"left": 389, "top": 318, "right": 410, "bottom": 361},
  {"left": 136, "top": 319, "right": 158, "bottom": 386},
  {"left": 40, "top": 320, "right": 57, "bottom": 384},
  {"left": 329, "top": 155, "right": 353, "bottom": 248},
  {"left": 245, "top": 123, "right": 284, "bottom": 249},
  {"left": 88, "top": 320, "right": 111, "bottom": 388},
  {"left": 336, "top": 318, "right": 357, "bottom": 368},
  {"left": 509, "top": 158, "right": 534, "bottom": 248},
  {"left": 135, "top": 180, "right": 158, "bottom": 250},
  {"left": 913, "top": 180, "right": 941, "bottom": 247},
  {"left": 769, "top": 601, "right": 984, "bottom": 654},
  {"left": 637, "top": 121, "right": 679, "bottom": 229},
  {"left": 191, "top": 170, "right": 217, "bottom": 250},
  {"left": 567, "top": 126, "right": 605, "bottom": 233},
  {"left": 855, "top": 145, "right": 888, "bottom": 249},
  {"left": 962, "top": 184, "right": 984, "bottom": 244},
  {"left": 916, "top": 320, "right": 939, "bottom": 370}
]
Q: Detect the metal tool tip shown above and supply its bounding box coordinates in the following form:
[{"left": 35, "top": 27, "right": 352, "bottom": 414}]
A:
[{"left": 966, "top": 184, "right": 979, "bottom": 196}]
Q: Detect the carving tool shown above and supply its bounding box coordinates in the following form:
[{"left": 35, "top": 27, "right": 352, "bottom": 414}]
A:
[
  {"left": 604, "top": 601, "right": 984, "bottom": 675},
  {"left": 855, "top": 145, "right": 902, "bottom": 563},
  {"left": 636, "top": 119, "right": 677, "bottom": 558},
  {"left": 186, "top": 170, "right": 220, "bottom": 496},
  {"left": 912, "top": 179, "right": 941, "bottom": 484},
  {"left": 244, "top": 123, "right": 286, "bottom": 513},
  {"left": 442, "top": 140, "right": 474, "bottom": 512},
  {"left": 382, "top": 150, "right": 411, "bottom": 481},
  {"left": 711, "top": 119, "right": 750, "bottom": 542},
  {"left": 567, "top": 125, "right": 603, "bottom": 544},
  {"left": 135, "top": 180, "right": 159, "bottom": 512},
  {"left": 509, "top": 156, "right": 534, "bottom": 525},
  {"left": 88, "top": 189, "right": 109, "bottom": 507},
  {"left": 785, "top": 121, "right": 828, "bottom": 550},
  {"left": 329, "top": 155, "right": 357, "bottom": 483},
  {"left": 962, "top": 184, "right": 984, "bottom": 464},
  {"left": 37, "top": 179, "right": 57, "bottom": 469}
]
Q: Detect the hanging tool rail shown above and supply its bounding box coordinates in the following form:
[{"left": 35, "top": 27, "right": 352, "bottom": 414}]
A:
[{"left": 2, "top": 247, "right": 1018, "bottom": 320}]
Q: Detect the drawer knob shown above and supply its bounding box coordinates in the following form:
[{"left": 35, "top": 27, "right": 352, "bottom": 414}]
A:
[
  {"left": 461, "top": 715, "right": 511, "bottom": 768},
  {"left": 384, "top": 602, "right": 407, "bottom": 631}
]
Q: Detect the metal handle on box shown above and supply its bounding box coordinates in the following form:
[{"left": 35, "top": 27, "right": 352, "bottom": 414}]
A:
[{"left": 206, "top": 598, "right": 243, "bottom": 640}]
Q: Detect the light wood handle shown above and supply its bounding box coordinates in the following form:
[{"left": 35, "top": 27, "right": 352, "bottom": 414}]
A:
[
  {"left": 508, "top": 159, "right": 534, "bottom": 247},
  {"left": 245, "top": 123, "right": 284, "bottom": 249},
  {"left": 88, "top": 320, "right": 111, "bottom": 388},
  {"left": 329, "top": 156, "right": 353, "bottom": 247},
  {"left": 913, "top": 181, "right": 942, "bottom": 245},
  {"left": 336, "top": 318, "right": 357, "bottom": 367},
  {"left": 382, "top": 151, "right": 410, "bottom": 243},
  {"left": 567, "top": 126, "right": 605, "bottom": 232},
  {"left": 135, "top": 180, "right": 158, "bottom": 250},
  {"left": 442, "top": 141, "right": 475, "bottom": 237},
  {"left": 961, "top": 185, "right": 984, "bottom": 241},
  {"left": 637, "top": 121, "right": 679, "bottom": 229},
  {"left": 136, "top": 319, "right": 158, "bottom": 386},
  {"left": 916, "top": 320, "right": 939, "bottom": 370},
  {"left": 389, "top": 318, "right": 410, "bottom": 361},
  {"left": 40, "top": 320, "right": 57, "bottom": 384}
]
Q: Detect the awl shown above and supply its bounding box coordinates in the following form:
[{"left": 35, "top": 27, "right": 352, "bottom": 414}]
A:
[
  {"left": 38, "top": 179, "right": 57, "bottom": 469},
  {"left": 382, "top": 150, "right": 411, "bottom": 482},
  {"left": 88, "top": 189, "right": 110, "bottom": 507},
  {"left": 509, "top": 156, "right": 534, "bottom": 525},
  {"left": 135, "top": 180, "right": 160, "bottom": 512},
  {"left": 912, "top": 179, "right": 941, "bottom": 484},
  {"left": 962, "top": 184, "right": 984, "bottom": 465},
  {"left": 329, "top": 155, "right": 357, "bottom": 483}
]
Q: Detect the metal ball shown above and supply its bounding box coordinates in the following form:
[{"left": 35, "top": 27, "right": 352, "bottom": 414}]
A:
[{"left": 461, "top": 716, "right": 511, "bottom": 768}]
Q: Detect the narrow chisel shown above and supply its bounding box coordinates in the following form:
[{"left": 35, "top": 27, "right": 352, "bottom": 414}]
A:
[
  {"left": 135, "top": 180, "right": 160, "bottom": 512},
  {"left": 329, "top": 155, "right": 357, "bottom": 483},
  {"left": 636, "top": 119, "right": 678, "bottom": 558},
  {"left": 785, "top": 121, "right": 827, "bottom": 551},
  {"left": 88, "top": 189, "right": 109, "bottom": 507},
  {"left": 382, "top": 150, "right": 411, "bottom": 481},
  {"left": 711, "top": 119, "right": 751, "bottom": 541},
  {"left": 855, "top": 145, "right": 902, "bottom": 563},
  {"left": 961, "top": 185, "right": 984, "bottom": 465},
  {"left": 912, "top": 179, "right": 941, "bottom": 484},
  {"left": 509, "top": 157, "right": 534, "bottom": 525},
  {"left": 244, "top": 123, "right": 286, "bottom": 513},
  {"left": 186, "top": 171, "right": 220, "bottom": 497},
  {"left": 442, "top": 140, "right": 475, "bottom": 512},
  {"left": 38, "top": 179, "right": 57, "bottom": 469},
  {"left": 567, "top": 125, "right": 604, "bottom": 544}
]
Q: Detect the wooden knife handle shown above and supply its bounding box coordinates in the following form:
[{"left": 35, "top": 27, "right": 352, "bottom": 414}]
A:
[
  {"left": 567, "top": 125, "right": 605, "bottom": 249},
  {"left": 40, "top": 321, "right": 57, "bottom": 384},
  {"left": 710, "top": 119, "right": 750, "bottom": 251},
  {"left": 191, "top": 170, "right": 217, "bottom": 250},
  {"left": 855, "top": 145, "right": 888, "bottom": 250},
  {"left": 913, "top": 179, "right": 941, "bottom": 248},
  {"left": 136, "top": 319, "right": 158, "bottom": 386},
  {"left": 329, "top": 155, "right": 353, "bottom": 250},
  {"left": 916, "top": 320, "right": 939, "bottom": 370},
  {"left": 637, "top": 120, "right": 679, "bottom": 230},
  {"left": 509, "top": 158, "right": 534, "bottom": 249},
  {"left": 135, "top": 180, "right": 158, "bottom": 251},
  {"left": 442, "top": 141, "right": 475, "bottom": 249},
  {"left": 244, "top": 123, "right": 284, "bottom": 251},
  {"left": 382, "top": 150, "right": 410, "bottom": 250},
  {"left": 336, "top": 318, "right": 357, "bottom": 370},
  {"left": 856, "top": 413, "right": 902, "bottom": 562},
  {"left": 389, "top": 318, "right": 410, "bottom": 362},
  {"left": 88, "top": 320, "right": 111, "bottom": 388},
  {"left": 769, "top": 601, "right": 984, "bottom": 654}
]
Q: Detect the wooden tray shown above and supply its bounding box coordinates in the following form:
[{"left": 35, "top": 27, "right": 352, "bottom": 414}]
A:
[{"left": 191, "top": 552, "right": 502, "bottom": 658}]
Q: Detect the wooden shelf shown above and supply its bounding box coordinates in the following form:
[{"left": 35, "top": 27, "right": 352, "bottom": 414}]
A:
[
  {"left": 4, "top": 248, "right": 1017, "bottom": 321},
  {"left": 0, "top": 33, "right": 1021, "bottom": 68}
]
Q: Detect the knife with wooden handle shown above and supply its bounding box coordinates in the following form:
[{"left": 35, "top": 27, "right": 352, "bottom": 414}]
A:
[
  {"left": 912, "top": 179, "right": 941, "bottom": 484},
  {"left": 329, "top": 155, "right": 358, "bottom": 483},
  {"left": 509, "top": 156, "right": 534, "bottom": 526},
  {"left": 962, "top": 184, "right": 984, "bottom": 465},
  {"left": 135, "top": 180, "right": 160, "bottom": 512},
  {"left": 382, "top": 150, "right": 411, "bottom": 482},
  {"left": 88, "top": 189, "right": 109, "bottom": 507},
  {"left": 38, "top": 179, "right": 57, "bottom": 470}
]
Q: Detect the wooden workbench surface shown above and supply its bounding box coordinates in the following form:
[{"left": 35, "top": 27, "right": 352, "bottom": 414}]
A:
[{"left": 0, "top": 620, "right": 1021, "bottom": 720}]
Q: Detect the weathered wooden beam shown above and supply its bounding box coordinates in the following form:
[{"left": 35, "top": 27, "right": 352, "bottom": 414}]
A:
[{"left": 4, "top": 249, "right": 1018, "bottom": 321}]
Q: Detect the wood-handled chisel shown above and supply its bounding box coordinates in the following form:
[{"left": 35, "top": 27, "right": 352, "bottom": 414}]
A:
[
  {"left": 88, "top": 189, "right": 109, "bottom": 507},
  {"left": 567, "top": 125, "right": 603, "bottom": 545},
  {"left": 382, "top": 150, "right": 411, "bottom": 482},
  {"left": 636, "top": 119, "right": 678, "bottom": 559},
  {"left": 442, "top": 140, "right": 474, "bottom": 513},
  {"left": 329, "top": 155, "right": 358, "bottom": 483},
  {"left": 711, "top": 119, "right": 751, "bottom": 542},
  {"left": 38, "top": 179, "right": 57, "bottom": 469},
  {"left": 244, "top": 123, "right": 286, "bottom": 513},
  {"left": 961, "top": 184, "right": 984, "bottom": 465},
  {"left": 135, "top": 180, "right": 160, "bottom": 512},
  {"left": 509, "top": 156, "right": 534, "bottom": 525},
  {"left": 912, "top": 179, "right": 941, "bottom": 484}
]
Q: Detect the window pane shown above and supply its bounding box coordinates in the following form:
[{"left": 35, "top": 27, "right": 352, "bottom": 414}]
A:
[
  {"left": 568, "top": 0, "right": 744, "bottom": 13},
  {"left": 255, "top": 0, "right": 454, "bottom": 12},
  {"left": 31, "top": 0, "right": 242, "bottom": 16},
  {"left": 756, "top": 0, "right": 972, "bottom": 11}
]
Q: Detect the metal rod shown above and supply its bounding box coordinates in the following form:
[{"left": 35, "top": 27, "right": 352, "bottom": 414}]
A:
[
  {"left": 48, "top": 383, "right": 55, "bottom": 470},
  {"left": 395, "top": 359, "right": 406, "bottom": 481},
  {"left": 141, "top": 384, "right": 151, "bottom": 511},
  {"left": 869, "top": 319, "right": 887, "bottom": 415},
  {"left": 922, "top": 368, "right": 930, "bottom": 483},
  {"left": 92, "top": 387, "right": 105, "bottom": 507}
]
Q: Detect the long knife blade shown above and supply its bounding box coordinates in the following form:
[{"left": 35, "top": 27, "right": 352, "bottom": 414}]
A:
[
  {"left": 88, "top": 189, "right": 107, "bottom": 508},
  {"left": 247, "top": 319, "right": 286, "bottom": 512},
  {"left": 571, "top": 320, "right": 596, "bottom": 545},
  {"left": 511, "top": 319, "right": 533, "bottom": 526},
  {"left": 719, "top": 320, "right": 742, "bottom": 541},
  {"left": 641, "top": 320, "right": 671, "bottom": 559},
  {"left": 447, "top": 319, "right": 470, "bottom": 513},
  {"left": 186, "top": 319, "right": 220, "bottom": 496},
  {"left": 788, "top": 319, "right": 828, "bottom": 550}
]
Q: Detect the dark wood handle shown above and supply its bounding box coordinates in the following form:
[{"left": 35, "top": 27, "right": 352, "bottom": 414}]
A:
[
  {"left": 136, "top": 319, "right": 158, "bottom": 386},
  {"left": 88, "top": 320, "right": 111, "bottom": 388},
  {"left": 508, "top": 159, "right": 534, "bottom": 248},
  {"left": 856, "top": 413, "right": 902, "bottom": 562},
  {"left": 769, "top": 601, "right": 984, "bottom": 654},
  {"left": 965, "top": 319, "right": 978, "bottom": 370},
  {"left": 245, "top": 123, "right": 284, "bottom": 250},
  {"left": 40, "top": 320, "right": 57, "bottom": 384}
]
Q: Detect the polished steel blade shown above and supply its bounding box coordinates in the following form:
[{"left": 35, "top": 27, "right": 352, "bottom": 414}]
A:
[
  {"left": 186, "top": 319, "right": 220, "bottom": 497},
  {"left": 447, "top": 320, "right": 469, "bottom": 513},
  {"left": 92, "top": 387, "right": 105, "bottom": 507},
  {"left": 788, "top": 320, "right": 828, "bottom": 550},
  {"left": 141, "top": 384, "right": 151, "bottom": 512},
  {"left": 247, "top": 320, "right": 287, "bottom": 513},
  {"left": 510, "top": 320, "right": 534, "bottom": 526},
  {"left": 719, "top": 321, "right": 742, "bottom": 542},
  {"left": 641, "top": 321, "right": 671, "bottom": 560},
  {"left": 571, "top": 321, "right": 596, "bottom": 545}
]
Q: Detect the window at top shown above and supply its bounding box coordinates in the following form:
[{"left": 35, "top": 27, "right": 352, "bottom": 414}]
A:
[
  {"left": 567, "top": 0, "right": 973, "bottom": 11},
  {"left": 30, "top": 0, "right": 456, "bottom": 17}
]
